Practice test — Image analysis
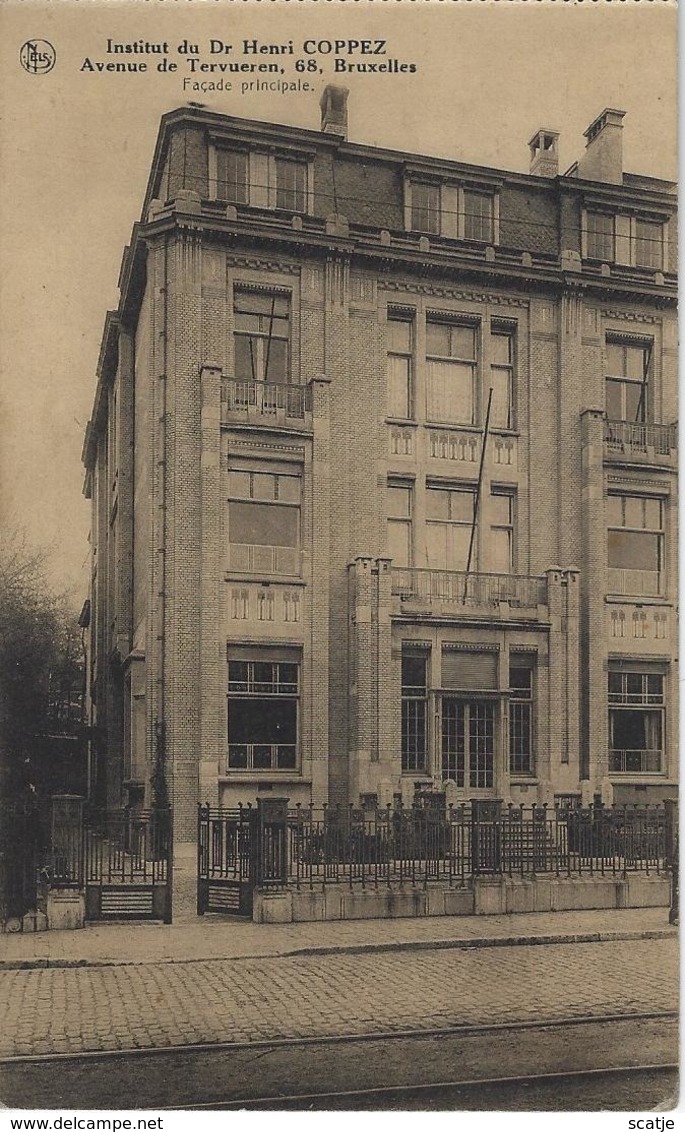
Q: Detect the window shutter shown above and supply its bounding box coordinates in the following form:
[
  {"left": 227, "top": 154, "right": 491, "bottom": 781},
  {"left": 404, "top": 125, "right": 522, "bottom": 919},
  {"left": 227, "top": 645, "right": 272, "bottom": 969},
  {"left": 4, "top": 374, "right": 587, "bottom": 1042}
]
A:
[{"left": 441, "top": 650, "right": 498, "bottom": 690}]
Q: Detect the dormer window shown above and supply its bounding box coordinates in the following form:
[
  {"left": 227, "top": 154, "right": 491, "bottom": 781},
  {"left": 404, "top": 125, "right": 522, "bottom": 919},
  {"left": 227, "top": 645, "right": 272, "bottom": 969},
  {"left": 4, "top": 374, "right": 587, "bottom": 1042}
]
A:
[
  {"left": 405, "top": 175, "right": 499, "bottom": 245},
  {"left": 586, "top": 212, "right": 615, "bottom": 261},
  {"left": 583, "top": 208, "right": 666, "bottom": 270},
  {"left": 464, "top": 190, "right": 494, "bottom": 243},
  {"left": 276, "top": 158, "right": 307, "bottom": 213},
  {"left": 215, "top": 150, "right": 249, "bottom": 205},
  {"left": 635, "top": 219, "right": 663, "bottom": 269}
]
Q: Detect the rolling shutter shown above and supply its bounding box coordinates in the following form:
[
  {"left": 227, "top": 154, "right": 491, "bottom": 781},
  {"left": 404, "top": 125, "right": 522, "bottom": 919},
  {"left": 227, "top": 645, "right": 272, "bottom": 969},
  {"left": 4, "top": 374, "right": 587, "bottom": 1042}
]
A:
[{"left": 441, "top": 650, "right": 498, "bottom": 690}]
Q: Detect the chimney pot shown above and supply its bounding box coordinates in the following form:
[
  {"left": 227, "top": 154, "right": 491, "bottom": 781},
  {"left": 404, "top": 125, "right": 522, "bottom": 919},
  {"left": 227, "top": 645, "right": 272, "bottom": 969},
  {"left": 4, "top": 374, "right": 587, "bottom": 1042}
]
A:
[
  {"left": 529, "top": 129, "right": 559, "bottom": 178},
  {"left": 320, "top": 84, "right": 349, "bottom": 140}
]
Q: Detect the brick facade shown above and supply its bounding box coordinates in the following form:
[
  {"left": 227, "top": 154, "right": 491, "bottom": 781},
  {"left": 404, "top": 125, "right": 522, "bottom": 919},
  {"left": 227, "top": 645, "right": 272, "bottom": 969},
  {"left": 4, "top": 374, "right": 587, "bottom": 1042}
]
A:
[{"left": 82, "top": 94, "right": 678, "bottom": 856}]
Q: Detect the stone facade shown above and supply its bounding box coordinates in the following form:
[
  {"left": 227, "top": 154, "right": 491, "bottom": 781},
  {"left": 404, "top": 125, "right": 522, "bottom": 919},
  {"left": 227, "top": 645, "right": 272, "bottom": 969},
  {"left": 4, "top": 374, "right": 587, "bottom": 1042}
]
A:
[{"left": 82, "top": 92, "right": 678, "bottom": 857}]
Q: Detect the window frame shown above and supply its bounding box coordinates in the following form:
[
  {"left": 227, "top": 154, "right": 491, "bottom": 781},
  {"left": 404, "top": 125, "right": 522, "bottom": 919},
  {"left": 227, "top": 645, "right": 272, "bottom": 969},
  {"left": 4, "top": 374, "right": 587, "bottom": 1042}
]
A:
[
  {"left": 386, "top": 313, "right": 415, "bottom": 420},
  {"left": 387, "top": 480, "right": 414, "bottom": 569},
  {"left": 607, "top": 667, "right": 665, "bottom": 775},
  {"left": 606, "top": 492, "right": 664, "bottom": 597},
  {"left": 605, "top": 338, "right": 652, "bottom": 424},
  {"left": 213, "top": 148, "right": 249, "bottom": 205},
  {"left": 463, "top": 189, "right": 495, "bottom": 244},
  {"left": 275, "top": 156, "right": 308, "bottom": 213},
  {"left": 227, "top": 656, "right": 300, "bottom": 773},
  {"left": 489, "top": 325, "right": 516, "bottom": 431},
  {"left": 233, "top": 289, "right": 291, "bottom": 385},
  {"left": 401, "top": 651, "right": 428, "bottom": 774},
  {"left": 425, "top": 317, "right": 479, "bottom": 427},
  {"left": 583, "top": 208, "right": 666, "bottom": 271},
  {"left": 228, "top": 463, "right": 302, "bottom": 578},
  {"left": 426, "top": 482, "right": 477, "bottom": 572},
  {"left": 509, "top": 657, "right": 535, "bottom": 777},
  {"left": 490, "top": 488, "right": 516, "bottom": 574},
  {"left": 410, "top": 180, "right": 441, "bottom": 235}
]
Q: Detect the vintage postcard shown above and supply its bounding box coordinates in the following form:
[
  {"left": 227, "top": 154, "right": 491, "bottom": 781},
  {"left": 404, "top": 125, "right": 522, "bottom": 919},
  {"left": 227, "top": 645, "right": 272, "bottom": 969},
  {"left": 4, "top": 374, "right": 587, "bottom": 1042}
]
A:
[{"left": 0, "top": 0, "right": 678, "bottom": 1120}]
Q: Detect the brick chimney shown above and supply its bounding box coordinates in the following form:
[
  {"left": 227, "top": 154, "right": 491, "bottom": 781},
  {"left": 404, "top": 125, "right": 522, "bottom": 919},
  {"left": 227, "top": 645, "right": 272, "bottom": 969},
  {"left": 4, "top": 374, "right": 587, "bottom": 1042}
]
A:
[
  {"left": 577, "top": 108, "right": 625, "bottom": 185},
  {"left": 320, "top": 85, "right": 349, "bottom": 140},
  {"left": 529, "top": 129, "right": 559, "bottom": 178}
]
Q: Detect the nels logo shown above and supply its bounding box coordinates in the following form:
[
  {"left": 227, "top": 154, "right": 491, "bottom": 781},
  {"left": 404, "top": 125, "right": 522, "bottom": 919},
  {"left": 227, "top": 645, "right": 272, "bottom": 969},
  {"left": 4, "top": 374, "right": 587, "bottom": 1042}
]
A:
[{"left": 20, "top": 39, "right": 56, "bottom": 75}]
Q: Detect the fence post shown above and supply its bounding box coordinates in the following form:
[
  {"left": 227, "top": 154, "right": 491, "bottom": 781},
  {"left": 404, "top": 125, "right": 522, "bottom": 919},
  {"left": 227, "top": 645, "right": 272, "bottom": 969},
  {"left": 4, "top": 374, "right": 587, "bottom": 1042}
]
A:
[
  {"left": 664, "top": 799, "right": 678, "bottom": 925},
  {"left": 50, "top": 794, "right": 84, "bottom": 888},
  {"left": 255, "top": 797, "right": 290, "bottom": 887}
]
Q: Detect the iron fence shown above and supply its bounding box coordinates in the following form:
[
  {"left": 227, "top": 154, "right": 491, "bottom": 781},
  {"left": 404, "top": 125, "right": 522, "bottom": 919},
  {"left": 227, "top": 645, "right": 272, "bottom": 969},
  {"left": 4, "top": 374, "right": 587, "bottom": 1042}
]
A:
[{"left": 283, "top": 802, "right": 667, "bottom": 888}]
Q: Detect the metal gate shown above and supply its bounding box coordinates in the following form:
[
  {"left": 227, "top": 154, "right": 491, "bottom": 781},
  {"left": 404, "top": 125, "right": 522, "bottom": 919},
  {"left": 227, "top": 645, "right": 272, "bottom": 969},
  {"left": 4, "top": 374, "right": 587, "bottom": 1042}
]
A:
[
  {"left": 82, "top": 808, "right": 172, "bottom": 923},
  {"left": 197, "top": 805, "right": 256, "bottom": 916},
  {"left": 0, "top": 799, "right": 47, "bottom": 931}
]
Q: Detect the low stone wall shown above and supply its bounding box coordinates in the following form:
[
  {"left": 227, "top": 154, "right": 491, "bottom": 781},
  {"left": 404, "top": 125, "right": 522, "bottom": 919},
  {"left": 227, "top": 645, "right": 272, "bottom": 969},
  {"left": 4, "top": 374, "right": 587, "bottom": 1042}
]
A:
[{"left": 253, "top": 874, "right": 670, "bottom": 924}]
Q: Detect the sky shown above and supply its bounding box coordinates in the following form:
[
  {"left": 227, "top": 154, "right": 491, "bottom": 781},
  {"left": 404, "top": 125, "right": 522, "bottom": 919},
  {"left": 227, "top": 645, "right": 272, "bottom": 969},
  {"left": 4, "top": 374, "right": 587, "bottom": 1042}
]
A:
[{"left": 0, "top": 0, "right": 677, "bottom": 599}]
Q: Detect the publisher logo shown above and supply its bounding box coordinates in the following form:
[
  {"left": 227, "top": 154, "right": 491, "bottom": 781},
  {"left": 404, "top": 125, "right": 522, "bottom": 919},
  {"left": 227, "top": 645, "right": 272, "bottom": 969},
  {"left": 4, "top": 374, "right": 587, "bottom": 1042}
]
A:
[{"left": 20, "top": 40, "right": 56, "bottom": 74}]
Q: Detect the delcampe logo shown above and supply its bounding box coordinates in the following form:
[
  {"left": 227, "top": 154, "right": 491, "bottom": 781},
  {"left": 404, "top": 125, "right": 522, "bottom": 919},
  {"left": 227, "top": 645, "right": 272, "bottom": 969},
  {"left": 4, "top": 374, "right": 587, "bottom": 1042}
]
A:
[{"left": 19, "top": 40, "right": 56, "bottom": 75}]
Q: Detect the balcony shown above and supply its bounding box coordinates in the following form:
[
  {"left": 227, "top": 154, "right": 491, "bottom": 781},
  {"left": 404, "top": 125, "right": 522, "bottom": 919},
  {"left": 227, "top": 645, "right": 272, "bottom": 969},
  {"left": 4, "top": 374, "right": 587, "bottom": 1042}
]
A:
[
  {"left": 607, "top": 568, "right": 663, "bottom": 598},
  {"left": 392, "top": 568, "right": 547, "bottom": 617},
  {"left": 222, "top": 379, "right": 313, "bottom": 430},
  {"left": 609, "top": 749, "right": 662, "bottom": 775},
  {"left": 604, "top": 420, "right": 677, "bottom": 466}
]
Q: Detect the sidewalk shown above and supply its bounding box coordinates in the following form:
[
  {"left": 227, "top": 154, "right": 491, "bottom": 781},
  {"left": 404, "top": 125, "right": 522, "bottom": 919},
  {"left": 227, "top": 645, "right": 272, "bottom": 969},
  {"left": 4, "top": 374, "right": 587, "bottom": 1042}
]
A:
[{"left": 0, "top": 906, "right": 675, "bottom": 970}]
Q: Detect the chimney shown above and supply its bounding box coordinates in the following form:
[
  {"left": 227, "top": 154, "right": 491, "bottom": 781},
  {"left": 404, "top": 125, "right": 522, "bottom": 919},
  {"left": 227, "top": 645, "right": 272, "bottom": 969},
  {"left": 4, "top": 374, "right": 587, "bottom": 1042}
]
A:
[
  {"left": 577, "top": 108, "right": 625, "bottom": 185},
  {"left": 529, "top": 129, "right": 559, "bottom": 178},
  {"left": 320, "top": 85, "right": 349, "bottom": 140}
]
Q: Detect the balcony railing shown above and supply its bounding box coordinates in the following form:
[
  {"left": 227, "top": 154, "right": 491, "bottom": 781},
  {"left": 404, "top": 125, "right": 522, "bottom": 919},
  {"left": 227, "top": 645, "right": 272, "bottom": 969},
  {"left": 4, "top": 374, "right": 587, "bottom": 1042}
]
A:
[
  {"left": 605, "top": 420, "right": 677, "bottom": 457},
  {"left": 223, "top": 379, "right": 312, "bottom": 419},
  {"left": 606, "top": 567, "right": 663, "bottom": 597},
  {"left": 609, "top": 749, "right": 662, "bottom": 774},
  {"left": 229, "top": 543, "right": 300, "bottom": 576},
  {"left": 392, "top": 568, "right": 547, "bottom": 610}
]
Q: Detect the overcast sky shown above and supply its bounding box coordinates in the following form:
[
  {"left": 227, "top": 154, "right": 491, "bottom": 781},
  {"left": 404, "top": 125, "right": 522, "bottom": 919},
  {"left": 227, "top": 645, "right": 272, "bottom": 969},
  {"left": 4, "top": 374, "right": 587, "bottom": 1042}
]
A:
[{"left": 0, "top": 0, "right": 676, "bottom": 598}]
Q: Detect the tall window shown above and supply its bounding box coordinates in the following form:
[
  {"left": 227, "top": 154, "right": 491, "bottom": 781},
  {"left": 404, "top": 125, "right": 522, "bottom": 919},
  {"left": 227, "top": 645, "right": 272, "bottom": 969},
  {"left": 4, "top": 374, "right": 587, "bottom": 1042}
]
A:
[
  {"left": 411, "top": 182, "right": 440, "bottom": 234},
  {"left": 228, "top": 466, "right": 301, "bottom": 576},
  {"left": 387, "top": 316, "right": 413, "bottom": 419},
  {"left": 401, "top": 653, "right": 428, "bottom": 773},
  {"left": 490, "top": 490, "right": 515, "bottom": 574},
  {"left": 387, "top": 482, "right": 413, "bottom": 568},
  {"left": 489, "top": 328, "right": 515, "bottom": 429},
  {"left": 464, "top": 190, "right": 494, "bottom": 243},
  {"left": 216, "top": 150, "right": 249, "bottom": 205},
  {"left": 605, "top": 340, "right": 651, "bottom": 422},
  {"left": 441, "top": 702, "right": 495, "bottom": 788},
  {"left": 426, "top": 320, "right": 477, "bottom": 425},
  {"left": 275, "top": 158, "right": 307, "bottom": 212},
  {"left": 509, "top": 658, "right": 534, "bottom": 775},
  {"left": 234, "top": 292, "right": 290, "bottom": 383},
  {"left": 635, "top": 220, "right": 663, "bottom": 270},
  {"left": 227, "top": 657, "right": 299, "bottom": 771},
  {"left": 586, "top": 212, "right": 615, "bottom": 261},
  {"left": 426, "top": 485, "right": 476, "bottom": 572},
  {"left": 607, "top": 494, "right": 663, "bottom": 596},
  {"left": 608, "top": 669, "right": 664, "bottom": 774}
]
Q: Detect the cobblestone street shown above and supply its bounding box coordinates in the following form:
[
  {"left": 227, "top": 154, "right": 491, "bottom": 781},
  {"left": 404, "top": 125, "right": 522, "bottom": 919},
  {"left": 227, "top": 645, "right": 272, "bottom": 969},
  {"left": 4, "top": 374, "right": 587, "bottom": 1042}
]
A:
[{"left": 0, "top": 936, "right": 677, "bottom": 1059}]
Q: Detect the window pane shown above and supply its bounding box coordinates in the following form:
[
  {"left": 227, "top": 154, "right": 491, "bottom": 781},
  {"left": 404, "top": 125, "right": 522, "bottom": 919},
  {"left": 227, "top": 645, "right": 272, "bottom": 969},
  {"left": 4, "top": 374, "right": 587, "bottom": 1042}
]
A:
[
  {"left": 450, "top": 325, "right": 476, "bottom": 360},
  {"left": 412, "top": 183, "right": 439, "bottom": 233},
  {"left": 587, "top": 213, "right": 614, "bottom": 260},
  {"left": 388, "top": 485, "right": 411, "bottom": 519},
  {"left": 624, "top": 382, "right": 646, "bottom": 423},
  {"left": 608, "top": 671, "right": 623, "bottom": 697},
  {"left": 625, "top": 346, "right": 647, "bottom": 381},
  {"left": 490, "top": 492, "right": 512, "bottom": 526},
  {"left": 605, "top": 343, "right": 624, "bottom": 375},
  {"left": 623, "top": 497, "right": 643, "bottom": 528},
  {"left": 278, "top": 663, "right": 299, "bottom": 692},
  {"left": 464, "top": 192, "right": 493, "bottom": 242},
  {"left": 608, "top": 530, "right": 660, "bottom": 571},
  {"left": 635, "top": 222, "right": 662, "bottom": 269},
  {"left": 426, "top": 321, "right": 451, "bottom": 357},
  {"left": 450, "top": 525, "right": 471, "bottom": 571},
  {"left": 388, "top": 318, "right": 412, "bottom": 353},
  {"left": 449, "top": 490, "right": 475, "bottom": 523},
  {"left": 228, "top": 745, "right": 248, "bottom": 769},
  {"left": 491, "top": 332, "right": 511, "bottom": 366},
  {"left": 228, "top": 471, "right": 252, "bottom": 499},
  {"left": 510, "top": 667, "right": 532, "bottom": 692},
  {"left": 228, "top": 661, "right": 249, "bottom": 690},
  {"left": 643, "top": 498, "right": 662, "bottom": 530},
  {"left": 426, "top": 524, "right": 447, "bottom": 569},
  {"left": 647, "top": 674, "right": 663, "bottom": 701},
  {"left": 277, "top": 476, "right": 300, "bottom": 503},
  {"left": 264, "top": 339, "right": 288, "bottom": 383},
  {"left": 252, "top": 473, "right": 275, "bottom": 501},
  {"left": 387, "top": 355, "right": 411, "bottom": 418},
  {"left": 426, "top": 489, "right": 449, "bottom": 521},
  {"left": 277, "top": 746, "right": 297, "bottom": 769},
  {"left": 234, "top": 335, "right": 256, "bottom": 381},
  {"left": 427, "top": 360, "right": 474, "bottom": 424},
  {"left": 491, "top": 527, "right": 512, "bottom": 573},
  {"left": 230, "top": 501, "right": 299, "bottom": 548},
  {"left": 402, "top": 655, "right": 427, "bottom": 691},
  {"left": 388, "top": 520, "right": 411, "bottom": 568},
  {"left": 605, "top": 379, "right": 624, "bottom": 420},
  {"left": 606, "top": 496, "right": 623, "bottom": 527},
  {"left": 217, "top": 151, "right": 248, "bottom": 204}
]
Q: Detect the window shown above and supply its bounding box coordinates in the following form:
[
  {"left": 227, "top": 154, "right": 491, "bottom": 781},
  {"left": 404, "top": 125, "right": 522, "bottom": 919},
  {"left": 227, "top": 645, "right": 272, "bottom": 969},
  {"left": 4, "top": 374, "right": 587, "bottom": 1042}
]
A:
[
  {"left": 441, "top": 701, "right": 495, "bottom": 788},
  {"left": 464, "top": 190, "right": 494, "bottom": 243},
  {"left": 387, "top": 483, "right": 413, "bottom": 568},
  {"left": 234, "top": 291, "right": 290, "bottom": 384},
  {"left": 605, "top": 340, "right": 651, "bottom": 423},
  {"left": 228, "top": 466, "right": 301, "bottom": 575},
  {"left": 426, "top": 320, "right": 477, "bottom": 425},
  {"left": 608, "top": 669, "right": 664, "bottom": 774},
  {"left": 426, "top": 485, "right": 476, "bottom": 572},
  {"left": 635, "top": 220, "right": 663, "bottom": 270},
  {"left": 401, "top": 652, "right": 428, "bottom": 773},
  {"left": 275, "top": 158, "right": 307, "bottom": 212},
  {"left": 490, "top": 490, "right": 515, "bottom": 574},
  {"left": 586, "top": 212, "right": 615, "bottom": 261},
  {"left": 509, "top": 658, "right": 534, "bottom": 775},
  {"left": 215, "top": 150, "right": 249, "bottom": 205},
  {"left": 489, "top": 328, "right": 515, "bottom": 429},
  {"left": 607, "top": 494, "right": 663, "bottom": 596},
  {"left": 387, "top": 316, "right": 414, "bottom": 419},
  {"left": 411, "top": 181, "right": 440, "bottom": 235},
  {"left": 227, "top": 657, "right": 299, "bottom": 771}
]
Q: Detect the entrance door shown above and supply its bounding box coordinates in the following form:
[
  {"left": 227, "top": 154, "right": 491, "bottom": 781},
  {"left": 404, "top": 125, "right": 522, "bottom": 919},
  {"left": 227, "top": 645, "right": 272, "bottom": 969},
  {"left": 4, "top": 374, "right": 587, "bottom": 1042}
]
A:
[{"left": 441, "top": 699, "right": 495, "bottom": 790}]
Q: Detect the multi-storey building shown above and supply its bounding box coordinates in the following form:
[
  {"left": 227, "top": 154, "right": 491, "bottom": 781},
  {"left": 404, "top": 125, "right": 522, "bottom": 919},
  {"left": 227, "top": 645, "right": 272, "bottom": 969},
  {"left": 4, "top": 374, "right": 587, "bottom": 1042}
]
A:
[{"left": 82, "top": 90, "right": 678, "bottom": 863}]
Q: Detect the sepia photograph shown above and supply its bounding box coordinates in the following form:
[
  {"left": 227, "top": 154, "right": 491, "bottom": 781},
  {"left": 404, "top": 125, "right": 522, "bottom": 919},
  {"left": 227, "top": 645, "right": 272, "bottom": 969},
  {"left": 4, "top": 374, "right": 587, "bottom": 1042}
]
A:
[{"left": 0, "top": 0, "right": 678, "bottom": 1118}]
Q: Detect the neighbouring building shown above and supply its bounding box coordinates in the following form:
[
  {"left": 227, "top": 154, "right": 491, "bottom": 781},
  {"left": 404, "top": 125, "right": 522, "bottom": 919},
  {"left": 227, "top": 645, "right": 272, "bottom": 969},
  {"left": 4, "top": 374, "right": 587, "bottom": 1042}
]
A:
[{"left": 82, "top": 90, "right": 678, "bottom": 869}]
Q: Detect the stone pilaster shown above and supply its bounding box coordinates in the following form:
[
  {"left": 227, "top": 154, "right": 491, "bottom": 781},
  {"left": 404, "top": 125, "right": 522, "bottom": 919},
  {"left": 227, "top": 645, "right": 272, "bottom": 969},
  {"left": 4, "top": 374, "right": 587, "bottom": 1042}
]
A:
[
  {"left": 580, "top": 408, "right": 609, "bottom": 793},
  {"left": 198, "top": 365, "right": 223, "bottom": 807},
  {"left": 309, "top": 375, "right": 331, "bottom": 806}
]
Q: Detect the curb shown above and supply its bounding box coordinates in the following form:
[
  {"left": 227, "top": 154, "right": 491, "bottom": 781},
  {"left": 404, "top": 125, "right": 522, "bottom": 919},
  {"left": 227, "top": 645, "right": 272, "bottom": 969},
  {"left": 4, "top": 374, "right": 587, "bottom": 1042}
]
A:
[{"left": 0, "top": 926, "right": 675, "bottom": 970}]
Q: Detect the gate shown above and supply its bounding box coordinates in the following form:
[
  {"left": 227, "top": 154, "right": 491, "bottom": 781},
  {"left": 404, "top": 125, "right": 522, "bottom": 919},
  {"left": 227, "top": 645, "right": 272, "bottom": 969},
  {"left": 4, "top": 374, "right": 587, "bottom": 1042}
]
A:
[
  {"left": 83, "top": 808, "right": 172, "bottom": 922},
  {"left": 0, "top": 799, "right": 47, "bottom": 931},
  {"left": 197, "top": 805, "right": 256, "bottom": 916}
]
